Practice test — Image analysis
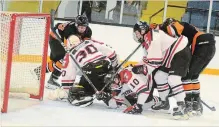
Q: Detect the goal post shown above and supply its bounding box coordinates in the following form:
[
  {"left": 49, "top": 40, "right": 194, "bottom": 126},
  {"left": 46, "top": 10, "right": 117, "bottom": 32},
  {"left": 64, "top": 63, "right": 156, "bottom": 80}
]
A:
[{"left": 0, "top": 12, "right": 50, "bottom": 113}]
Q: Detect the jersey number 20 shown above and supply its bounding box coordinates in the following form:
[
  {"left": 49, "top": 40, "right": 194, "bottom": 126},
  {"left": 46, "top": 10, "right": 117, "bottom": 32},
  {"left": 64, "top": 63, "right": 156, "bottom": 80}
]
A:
[{"left": 76, "top": 44, "right": 98, "bottom": 63}]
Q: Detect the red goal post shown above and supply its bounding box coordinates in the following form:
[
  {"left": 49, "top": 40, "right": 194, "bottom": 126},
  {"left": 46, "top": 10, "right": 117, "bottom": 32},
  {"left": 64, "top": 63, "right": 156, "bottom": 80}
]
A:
[{"left": 0, "top": 12, "right": 50, "bottom": 113}]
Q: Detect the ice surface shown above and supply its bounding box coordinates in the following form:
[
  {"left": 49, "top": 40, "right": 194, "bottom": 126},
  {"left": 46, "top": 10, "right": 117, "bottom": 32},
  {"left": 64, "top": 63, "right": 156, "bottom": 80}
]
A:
[{"left": 1, "top": 75, "right": 219, "bottom": 126}]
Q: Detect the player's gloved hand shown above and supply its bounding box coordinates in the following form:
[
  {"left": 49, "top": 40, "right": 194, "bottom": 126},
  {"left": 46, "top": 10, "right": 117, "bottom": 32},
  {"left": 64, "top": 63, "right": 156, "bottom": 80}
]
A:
[
  {"left": 132, "top": 65, "right": 148, "bottom": 75},
  {"left": 149, "top": 23, "right": 158, "bottom": 29},
  {"left": 123, "top": 103, "right": 143, "bottom": 114},
  {"left": 96, "top": 92, "right": 111, "bottom": 101},
  {"left": 104, "top": 73, "right": 113, "bottom": 84}
]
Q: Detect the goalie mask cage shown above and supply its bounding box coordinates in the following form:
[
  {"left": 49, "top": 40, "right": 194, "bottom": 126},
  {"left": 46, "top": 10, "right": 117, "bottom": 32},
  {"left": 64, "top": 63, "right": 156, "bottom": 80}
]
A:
[{"left": 0, "top": 12, "right": 50, "bottom": 113}]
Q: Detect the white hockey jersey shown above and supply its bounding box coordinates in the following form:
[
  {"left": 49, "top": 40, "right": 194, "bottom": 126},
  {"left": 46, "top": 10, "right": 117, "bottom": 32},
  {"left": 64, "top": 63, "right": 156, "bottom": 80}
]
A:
[
  {"left": 61, "top": 39, "right": 119, "bottom": 88},
  {"left": 108, "top": 66, "right": 153, "bottom": 108},
  {"left": 139, "top": 29, "right": 188, "bottom": 74}
]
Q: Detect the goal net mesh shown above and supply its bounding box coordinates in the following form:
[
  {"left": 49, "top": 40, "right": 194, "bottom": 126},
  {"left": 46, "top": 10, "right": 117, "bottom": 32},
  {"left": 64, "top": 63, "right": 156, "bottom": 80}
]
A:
[{"left": 0, "top": 12, "right": 50, "bottom": 112}]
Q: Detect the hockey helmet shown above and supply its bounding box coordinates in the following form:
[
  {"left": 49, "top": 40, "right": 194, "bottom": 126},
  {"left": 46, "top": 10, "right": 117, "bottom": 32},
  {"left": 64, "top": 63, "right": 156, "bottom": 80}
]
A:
[
  {"left": 75, "top": 15, "right": 89, "bottom": 27},
  {"left": 133, "top": 21, "right": 150, "bottom": 43},
  {"left": 162, "top": 18, "right": 176, "bottom": 27},
  {"left": 67, "top": 35, "right": 81, "bottom": 50}
]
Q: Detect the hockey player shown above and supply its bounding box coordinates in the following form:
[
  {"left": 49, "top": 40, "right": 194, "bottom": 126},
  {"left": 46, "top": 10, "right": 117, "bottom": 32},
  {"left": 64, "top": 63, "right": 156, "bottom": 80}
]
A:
[
  {"left": 62, "top": 35, "right": 119, "bottom": 107},
  {"left": 160, "top": 18, "right": 216, "bottom": 115},
  {"left": 34, "top": 15, "right": 92, "bottom": 89},
  {"left": 103, "top": 65, "right": 162, "bottom": 114},
  {"left": 131, "top": 21, "right": 191, "bottom": 119}
]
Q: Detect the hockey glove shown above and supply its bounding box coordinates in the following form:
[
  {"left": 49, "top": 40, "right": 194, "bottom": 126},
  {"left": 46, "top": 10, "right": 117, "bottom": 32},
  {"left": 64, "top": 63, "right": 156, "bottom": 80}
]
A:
[
  {"left": 96, "top": 92, "right": 111, "bottom": 102},
  {"left": 123, "top": 103, "right": 143, "bottom": 114},
  {"left": 132, "top": 65, "right": 148, "bottom": 75}
]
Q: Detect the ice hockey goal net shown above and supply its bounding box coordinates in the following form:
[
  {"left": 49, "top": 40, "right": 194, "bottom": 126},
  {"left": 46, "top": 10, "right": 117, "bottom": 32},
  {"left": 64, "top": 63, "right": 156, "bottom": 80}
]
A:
[{"left": 0, "top": 12, "right": 50, "bottom": 113}]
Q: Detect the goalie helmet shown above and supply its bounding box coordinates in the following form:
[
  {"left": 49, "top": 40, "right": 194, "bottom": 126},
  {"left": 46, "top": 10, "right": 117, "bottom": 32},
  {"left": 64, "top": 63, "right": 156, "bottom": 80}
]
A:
[{"left": 67, "top": 35, "right": 81, "bottom": 50}]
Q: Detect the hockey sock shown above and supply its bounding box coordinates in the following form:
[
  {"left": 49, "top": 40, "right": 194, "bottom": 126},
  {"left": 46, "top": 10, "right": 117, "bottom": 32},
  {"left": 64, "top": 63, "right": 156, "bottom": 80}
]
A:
[{"left": 51, "top": 69, "right": 62, "bottom": 80}]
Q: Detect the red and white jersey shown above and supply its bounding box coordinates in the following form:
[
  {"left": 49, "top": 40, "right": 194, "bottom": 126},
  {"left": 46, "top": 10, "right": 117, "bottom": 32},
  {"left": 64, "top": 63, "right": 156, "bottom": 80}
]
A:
[
  {"left": 138, "top": 29, "right": 188, "bottom": 74},
  {"left": 108, "top": 66, "right": 153, "bottom": 107},
  {"left": 61, "top": 39, "right": 119, "bottom": 87}
]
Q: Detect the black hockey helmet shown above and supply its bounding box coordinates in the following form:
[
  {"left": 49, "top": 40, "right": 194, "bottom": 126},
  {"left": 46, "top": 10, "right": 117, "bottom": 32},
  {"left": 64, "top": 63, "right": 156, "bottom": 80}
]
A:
[
  {"left": 133, "top": 21, "right": 150, "bottom": 43},
  {"left": 75, "top": 15, "right": 89, "bottom": 27},
  {"left": 133, "top": 21, "right": 150, "bottom": 33},
  {"left": 162, "top": 18, "right": 176, "bottom": 27}
]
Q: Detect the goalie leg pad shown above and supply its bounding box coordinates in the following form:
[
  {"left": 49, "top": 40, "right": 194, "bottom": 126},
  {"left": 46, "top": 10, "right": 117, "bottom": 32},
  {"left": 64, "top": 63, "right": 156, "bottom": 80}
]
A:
[{"left": 67, "top": 86, "right": 94, "bottom": 107}]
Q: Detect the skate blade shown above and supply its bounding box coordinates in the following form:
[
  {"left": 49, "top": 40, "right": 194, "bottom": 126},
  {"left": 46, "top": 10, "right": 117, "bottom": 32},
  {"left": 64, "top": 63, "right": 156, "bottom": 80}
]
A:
[
  {"left": 150, "top": 109, "right": 171, "bottom": 114},
  {"left": 45, "top": 84, "right": 60, "bottom": 90},
  {"left": 192, "top": 111, "right": 202, "bottom": 116},
  {"left": 187, "top": 111, "right": 194, "bottom": 117},
  {"left": 173, "top": 114, "right": 189, "bottom": 120}
]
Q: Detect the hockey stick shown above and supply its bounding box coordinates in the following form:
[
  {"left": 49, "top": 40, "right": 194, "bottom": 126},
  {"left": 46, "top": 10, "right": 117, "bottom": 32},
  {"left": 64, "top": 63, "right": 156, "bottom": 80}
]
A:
[
  {"left": 99, "top": 43, "right": 143, "bottom": 94},
  {"left": 50, "top": 9, "right": 68, "bottom": 52},
  {"left": 50, "top": 9, "right": 99, "bottom": 93},
  {"left": 200, "top": 99, "right": 216, "bottom": 111}
]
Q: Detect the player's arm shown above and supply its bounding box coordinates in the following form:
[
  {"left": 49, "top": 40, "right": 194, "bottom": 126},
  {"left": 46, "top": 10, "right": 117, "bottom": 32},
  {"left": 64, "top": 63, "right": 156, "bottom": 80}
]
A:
[
  {"left": 161, "top": 20, "right": 184, "bottom": 37},
  {"left": 82, "top": 26, "right": 92, "bottom": 40},
  {"left": 150, "top": 23, "right": 162, "bottom": 30},
  {"left": 50, "top": 22, "right": 69, "bottom": 40},
  {"left": 93, "top": 41, "right": 120, "bottom": 68},
  {"left": 106, "top": 87, "right": 129, "bottom": 109},
  {"left": 132, "top": 30, "right": 163, "bottom": 76},
  {"left": 61, "top": 53, "right": 77, "bottom": 89}
]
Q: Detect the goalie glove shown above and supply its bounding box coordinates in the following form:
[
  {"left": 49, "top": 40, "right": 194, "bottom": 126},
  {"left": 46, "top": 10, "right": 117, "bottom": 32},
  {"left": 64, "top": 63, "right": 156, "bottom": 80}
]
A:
[{"left": 123, "top": 103, "right": 143, "bottom": 114}]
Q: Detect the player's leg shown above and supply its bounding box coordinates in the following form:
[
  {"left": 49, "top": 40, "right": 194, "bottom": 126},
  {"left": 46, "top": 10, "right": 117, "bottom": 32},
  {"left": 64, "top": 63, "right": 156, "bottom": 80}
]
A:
[
  {"left": 67, "top": 69, "right": 108, "bottom": 107},
  {"left": 142, "top": 81, "right": 164, "bottom": 111},
  {"left": 189, "top": 42, "right": 215, "bottom": 115},
  {"left": 46, "top": 38, "right": 66, "bottom": 89},
  {"left": 152, "top": 68, "right": 170, "bottom": 111},
  {"left": 181, "top": 72, "right": 194, "bottom": 116},
  {"left": 68, "top": 84, "right": 94, "bottom": 107},
  {"left": 67, "top": 59, "right": 111, "bottom": 107},
  {"left": 168, "top": 46, "right": 191, "bottom": 119},
  {"left": 46, "top": 60, "right": 63, "bottom": 89}
]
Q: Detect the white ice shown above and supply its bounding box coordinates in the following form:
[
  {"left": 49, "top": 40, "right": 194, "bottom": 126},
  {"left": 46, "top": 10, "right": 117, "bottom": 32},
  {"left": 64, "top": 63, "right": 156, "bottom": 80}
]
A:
[{"left": 1, "top": 74, "right": 219, "bottom": 126}]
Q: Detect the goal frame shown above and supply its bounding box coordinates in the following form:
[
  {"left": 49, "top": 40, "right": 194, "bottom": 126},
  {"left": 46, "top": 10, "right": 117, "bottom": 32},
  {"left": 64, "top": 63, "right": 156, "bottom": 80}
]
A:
[{"left": 1, "top": 13, "right": 51, "bottom": 113}]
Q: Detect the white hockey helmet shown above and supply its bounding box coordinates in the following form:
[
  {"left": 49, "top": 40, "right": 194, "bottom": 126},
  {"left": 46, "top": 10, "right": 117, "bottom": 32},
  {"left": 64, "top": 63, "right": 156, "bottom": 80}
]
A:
[{"left": 67, "top": 35, "right": 81, "bottom": 49}]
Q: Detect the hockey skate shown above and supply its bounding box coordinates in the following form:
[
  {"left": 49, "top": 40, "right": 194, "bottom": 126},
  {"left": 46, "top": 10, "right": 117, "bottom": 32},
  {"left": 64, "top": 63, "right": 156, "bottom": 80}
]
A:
[
  {"left": 46, "top": 75, "right": 61, "bottom": 90},
  {"left": 46, "top": 69, "right": 62, "bottom": 90},
  {"left": 151, "top": 97, "right": 170, "bottom": 113},
  {"left": 192, "top": 99, "right": 203, "bottom": 116},
  {"left": 172, "top": 101, "right": 189, "bottom": 120},
  {"left": 185, "top": 100, "right": 193, "bottom": 116}
]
